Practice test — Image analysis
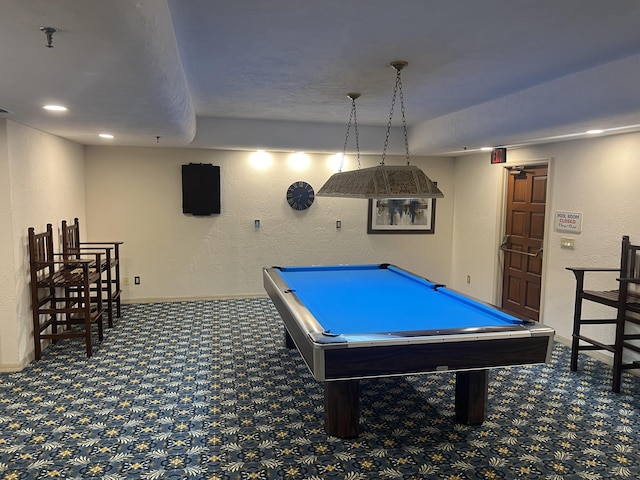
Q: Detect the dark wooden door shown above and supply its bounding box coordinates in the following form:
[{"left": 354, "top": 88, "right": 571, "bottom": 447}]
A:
[{"left": 501, "top": 166, "right": 547, "bottom": 321}]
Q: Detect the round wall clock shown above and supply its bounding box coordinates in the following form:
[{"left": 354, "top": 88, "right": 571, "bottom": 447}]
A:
[{"left": 286, "top": 181, "right": 315, "bottom": 210}]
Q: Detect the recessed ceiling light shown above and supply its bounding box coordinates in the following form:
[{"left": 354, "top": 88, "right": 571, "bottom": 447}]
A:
[
  {"left": 99, "top": 133, "right": 114, "bottom": 139},
  {"left": 288, "top": 152, "right": 311, "bottom": 171},
  {"left": 585, "top": 129, "right": 604, "bottom": 134},
  {"left": 249, "top": 150, "right": 272, "bottom": 170},
  {"left": 43, "top": 105, "right": 67, "bottom": 112}
]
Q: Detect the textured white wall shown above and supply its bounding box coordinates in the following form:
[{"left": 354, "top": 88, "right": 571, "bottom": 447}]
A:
[
  {"left": 0, "top": 121, "right": 15, "bottom": 367},
  {"left": 451, "top": 132, "right": 640, "bottom": 358},
  {"left": 449, "top": 155, "right": 504, "bottom": 303},
  {"left": 84, "top": 147, "right": 454, "bottom": 301},
  {"left": 0, "top": 121, "right": 86, "bottom": 369}
]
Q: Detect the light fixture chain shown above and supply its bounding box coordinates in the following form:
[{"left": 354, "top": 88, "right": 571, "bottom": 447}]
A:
[
  {"left": 341, "top": 97, "right": 361, "bottom": 172},
  {"left": 353, "top": 99, "right": 361, "bottom": 168},
  {"left": 381, "top": 70, "right": 400, "bottom": 165},
  {"left": 341, "top": 102, "right": 354, "bottom": 172},
  {"left": 397, "top": 73, "right": 410, "bottom": 165}
]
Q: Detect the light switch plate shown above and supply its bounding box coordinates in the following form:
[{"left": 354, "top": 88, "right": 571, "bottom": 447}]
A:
[{"left": 561, "top": 237, "right": 575, "bottom": 249}]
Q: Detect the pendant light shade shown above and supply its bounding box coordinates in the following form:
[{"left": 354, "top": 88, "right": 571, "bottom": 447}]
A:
[
  {"left": 317, "top": 164, "right": 443, "bottom": 198},
  {"left": 317, "top": 61, "right": 444, "bottom": 200}
]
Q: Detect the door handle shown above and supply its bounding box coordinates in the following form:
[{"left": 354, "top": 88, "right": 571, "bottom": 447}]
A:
[{"left": 500, "top": 236, "right": 543, "bottom": 258}]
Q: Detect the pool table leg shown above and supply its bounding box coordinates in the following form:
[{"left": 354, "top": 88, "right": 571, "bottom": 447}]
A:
[
  {"left": 324, "top": 380, "right": 360, "bottom": 438},
  {"left": 455, "top": 370, "right": 488, "bottom": 425}
]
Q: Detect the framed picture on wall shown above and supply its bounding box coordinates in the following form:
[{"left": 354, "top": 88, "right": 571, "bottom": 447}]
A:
[{"left": 367, "top": 198, "right": 436, "bottom": 234}]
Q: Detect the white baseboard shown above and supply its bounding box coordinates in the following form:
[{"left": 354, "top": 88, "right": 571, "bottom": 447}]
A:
[
  {"left": 0, "top": 355, "right": 32, "bottom": 372},
  {"left": 122, "top": 293, "right": 269, "bottom": 304}
]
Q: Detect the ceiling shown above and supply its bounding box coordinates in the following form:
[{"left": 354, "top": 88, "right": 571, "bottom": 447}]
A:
[{"left": 2, "top": 0, "right": 640, "bottom": 155}]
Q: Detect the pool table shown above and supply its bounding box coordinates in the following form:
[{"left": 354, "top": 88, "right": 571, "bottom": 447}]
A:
[{"left": 263, "top": 263, "right": 555, "bottom": 438}]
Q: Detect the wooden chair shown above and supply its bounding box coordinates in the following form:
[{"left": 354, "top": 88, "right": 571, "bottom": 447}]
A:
[
  {"left": 61, "top": 218, "right": 123, "bottom": 327},
  {"left": 28, "top": 224, "right": 105, "bottom": 359},
  {"left": 567, "top": 235, "right": 640, "bottom": 392}
]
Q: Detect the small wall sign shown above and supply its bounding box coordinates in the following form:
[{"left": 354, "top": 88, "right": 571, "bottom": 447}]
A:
[{"left": 555, "top": 211, "right": 582, "bottom": 233}]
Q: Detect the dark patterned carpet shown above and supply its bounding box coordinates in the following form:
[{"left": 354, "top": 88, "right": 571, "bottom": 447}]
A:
[{"left": 1, "top": 298, "right": 639, "bottom": 479}]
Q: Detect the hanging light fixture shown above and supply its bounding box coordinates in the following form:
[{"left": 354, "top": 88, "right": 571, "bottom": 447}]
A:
[{"left": 317, "top": 61, "right": 444, "bottom": 199}]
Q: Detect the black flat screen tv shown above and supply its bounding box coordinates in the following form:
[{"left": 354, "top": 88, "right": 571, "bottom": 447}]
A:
[{"left": 182, "top": 164, "right": 221, "bottom": 215}]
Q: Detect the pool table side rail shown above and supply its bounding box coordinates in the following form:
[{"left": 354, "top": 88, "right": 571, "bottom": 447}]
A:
[
  {"left": 387, "top": 265, "right": 524, "bottom": 325},
  {"left": 264, "top": 268, "right": 324, "bottom": 377},
  {"left": 307, "top": 326, "right": 532, "bottom": 346}
]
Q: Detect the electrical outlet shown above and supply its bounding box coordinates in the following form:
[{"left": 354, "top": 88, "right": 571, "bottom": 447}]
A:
[
  {"left": 123, "top": 277, "right": 130, "bottom": 286},
  {"left": 466, "top": 275, "right": 471, "bottom": 284},
  {"left": 134, "top": 276, "right": 140, "bottom": 285}
]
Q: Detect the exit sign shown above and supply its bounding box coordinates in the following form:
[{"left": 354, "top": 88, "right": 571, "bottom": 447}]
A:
[{"left": 490, "top": 148, "right": 507, "bottom": 164}]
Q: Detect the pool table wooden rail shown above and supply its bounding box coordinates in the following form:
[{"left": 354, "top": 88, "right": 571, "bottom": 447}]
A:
[{"left": 322, "top": 335, "right": 552, "bottom": 380}]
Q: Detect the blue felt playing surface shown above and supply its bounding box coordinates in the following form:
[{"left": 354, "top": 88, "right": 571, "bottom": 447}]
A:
[{"left": 277, "top": 264, "right": 522, "bottom": 335}]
